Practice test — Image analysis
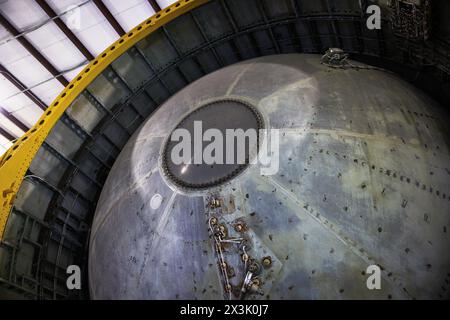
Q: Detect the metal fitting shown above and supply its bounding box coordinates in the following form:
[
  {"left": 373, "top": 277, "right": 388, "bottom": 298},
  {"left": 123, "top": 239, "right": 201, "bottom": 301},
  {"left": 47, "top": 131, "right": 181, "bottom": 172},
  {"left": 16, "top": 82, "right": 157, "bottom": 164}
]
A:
[{"left": 262, "top": 256, "right": 272, "bottom": 268}]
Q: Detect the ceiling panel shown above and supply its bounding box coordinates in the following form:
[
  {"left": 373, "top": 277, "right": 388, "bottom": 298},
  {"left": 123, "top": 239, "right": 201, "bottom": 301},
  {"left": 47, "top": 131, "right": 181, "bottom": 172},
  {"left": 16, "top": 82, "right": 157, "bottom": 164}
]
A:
[
  {"left": 0, "top": 0, "right": 47, "bottom": 28},
  {"left": 0, "top": 114, "right": 25, "bottom": 137},
  {"left": 0, "top": 26, "right": 31, "bottom": 66},
  {"left": 0, "top": 0, "right": 161, "bottom": 156},
  {"left": 102, "top": 0, "right": 155, "bottom": 32},
  {"left": 30, "top": 78, "right": 64, "bottom": 106},
  {"left": 0, "top": 73, "right": 44, "bottom": 120},
  {"left": 52, "top": 1, "right": 120, "bottom": 56},
  {"left": 65, "top": 63, "right": 88, "bottom": 81},
  {"left": 24, "top": 23, "right": 86, "bottom": 76},
  {"left": 158, "top": 0, "right": 178, "bottom": 9},
  {"left": 9, "top": 102, "right": 43, "bottom": 128},
  {"left": 0, "top": 135, "right": 12, "bottom": 151},
  {"left": 0, "top": 3, "right": 67, "bottom": 111},
  {"left": 2, "top": 53, "right": 56, "bottom": 88}
]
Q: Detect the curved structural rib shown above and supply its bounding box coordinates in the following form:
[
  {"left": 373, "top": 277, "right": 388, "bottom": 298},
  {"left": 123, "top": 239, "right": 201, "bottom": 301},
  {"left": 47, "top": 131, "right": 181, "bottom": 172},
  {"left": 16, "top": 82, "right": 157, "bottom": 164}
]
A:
[{"left": 0, "top": 0, "right": 209, "bottom": 237}]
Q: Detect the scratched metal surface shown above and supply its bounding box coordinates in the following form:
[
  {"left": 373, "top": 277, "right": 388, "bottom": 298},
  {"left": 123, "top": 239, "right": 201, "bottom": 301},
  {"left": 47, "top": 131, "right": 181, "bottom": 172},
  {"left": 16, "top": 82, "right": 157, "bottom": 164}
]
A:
[{"left": 89, "top": 54, "right": 450, "bottom": 299}]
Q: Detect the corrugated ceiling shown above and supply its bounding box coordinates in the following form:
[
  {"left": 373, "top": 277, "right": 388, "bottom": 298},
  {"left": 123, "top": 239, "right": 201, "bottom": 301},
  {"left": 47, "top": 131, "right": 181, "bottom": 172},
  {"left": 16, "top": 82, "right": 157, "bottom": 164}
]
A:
[{"left": 0, "top": 0, "right": 175, "bottom": 155}]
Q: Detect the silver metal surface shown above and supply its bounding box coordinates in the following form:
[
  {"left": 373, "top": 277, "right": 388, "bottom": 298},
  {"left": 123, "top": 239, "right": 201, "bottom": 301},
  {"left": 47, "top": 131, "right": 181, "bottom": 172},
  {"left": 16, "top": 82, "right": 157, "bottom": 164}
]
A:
[{"left": 89, "top": 54, "right": 450, "bottom": 300}]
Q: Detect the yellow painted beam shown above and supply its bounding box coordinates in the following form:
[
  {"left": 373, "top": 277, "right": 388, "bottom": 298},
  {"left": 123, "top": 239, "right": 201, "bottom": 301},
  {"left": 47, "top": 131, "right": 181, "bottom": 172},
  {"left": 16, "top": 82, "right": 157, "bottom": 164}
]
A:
[{"left": 0, "top": 0, "right": 210, "bottom": 238}]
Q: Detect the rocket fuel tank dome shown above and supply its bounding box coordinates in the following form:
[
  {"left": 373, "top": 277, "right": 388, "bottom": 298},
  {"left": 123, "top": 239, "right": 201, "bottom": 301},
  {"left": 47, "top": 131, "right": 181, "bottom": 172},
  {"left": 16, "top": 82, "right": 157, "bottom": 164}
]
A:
[{"left": 88, "top": 54, "right": 450, "bottom": 300}]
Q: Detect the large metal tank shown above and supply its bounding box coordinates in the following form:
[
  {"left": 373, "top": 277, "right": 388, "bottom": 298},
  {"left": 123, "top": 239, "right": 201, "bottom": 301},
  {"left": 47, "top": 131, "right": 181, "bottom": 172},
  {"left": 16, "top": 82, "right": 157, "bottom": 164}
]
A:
[{"left": 89, "top": 54, "right": 450, "bottom": 300}]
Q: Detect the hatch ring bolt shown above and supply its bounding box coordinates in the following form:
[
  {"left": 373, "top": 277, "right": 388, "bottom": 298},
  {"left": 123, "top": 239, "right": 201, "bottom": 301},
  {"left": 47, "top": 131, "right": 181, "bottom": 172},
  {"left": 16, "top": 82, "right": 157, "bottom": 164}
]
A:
[
  {"left": 262, "top": 256, "right": 272, "bottom": 269},
  {"left": 245, "top": 277, "right": 264, "bottom": 296},
  {"left": 209, "top": 217, "right": 218, "bottom": 226},
  {"left": 233, "top": 219, "right": 248, "bottom": 233},
  {"left": 248, "top": 260, "right": 261, "bottom": 275}
]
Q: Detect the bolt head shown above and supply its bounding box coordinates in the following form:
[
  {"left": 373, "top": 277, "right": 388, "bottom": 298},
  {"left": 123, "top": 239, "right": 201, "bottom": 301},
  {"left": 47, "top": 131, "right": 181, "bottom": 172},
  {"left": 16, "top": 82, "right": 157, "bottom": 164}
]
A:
[{"left": 262, "top": 256, "right": 272, "bottom": 268}]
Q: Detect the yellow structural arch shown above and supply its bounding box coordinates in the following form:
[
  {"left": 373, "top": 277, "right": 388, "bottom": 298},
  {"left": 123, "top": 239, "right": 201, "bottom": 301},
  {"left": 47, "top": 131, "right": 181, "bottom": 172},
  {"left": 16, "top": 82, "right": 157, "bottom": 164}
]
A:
[{"left": 0, "top": 0, "right": 210, "bottom": 238}]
